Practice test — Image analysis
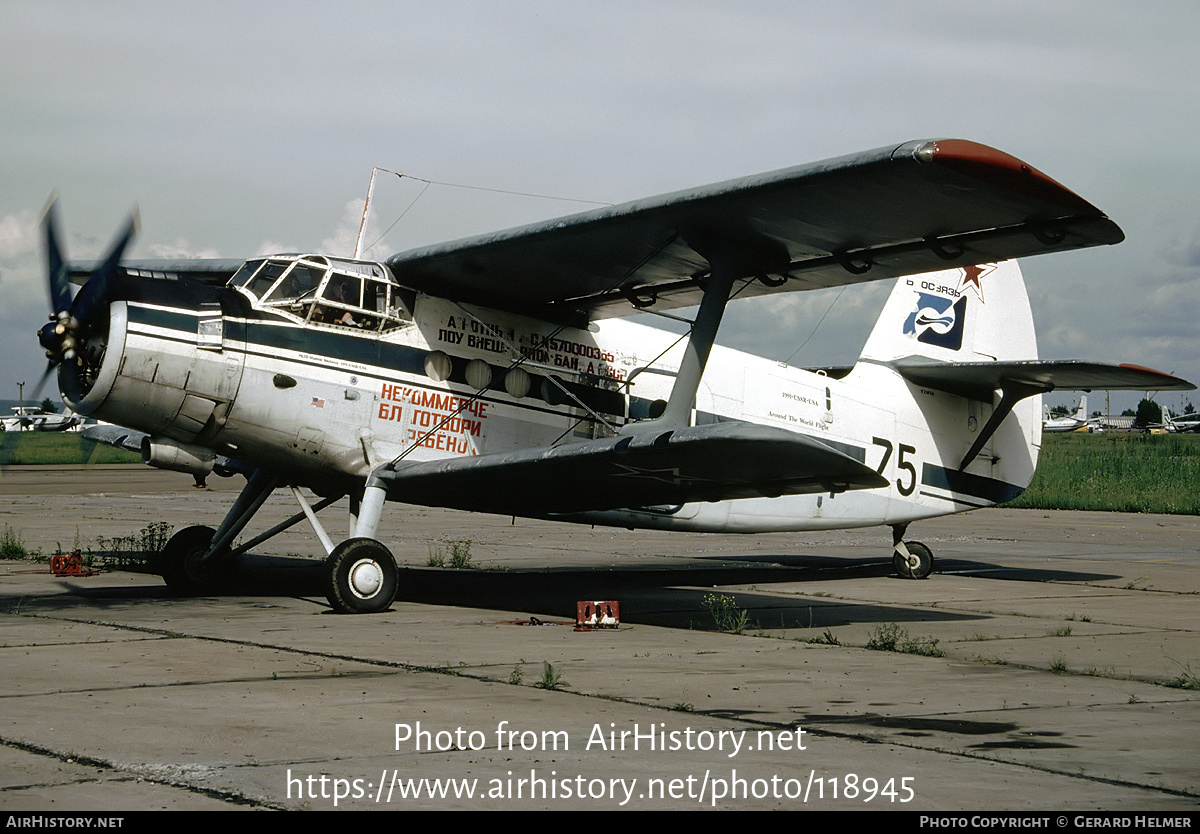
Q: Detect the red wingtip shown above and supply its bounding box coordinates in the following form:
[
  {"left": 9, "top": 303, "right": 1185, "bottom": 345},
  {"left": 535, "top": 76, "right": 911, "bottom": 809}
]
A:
[{"left": 920, "top": 139, "right": 1100, "bottom": 214}]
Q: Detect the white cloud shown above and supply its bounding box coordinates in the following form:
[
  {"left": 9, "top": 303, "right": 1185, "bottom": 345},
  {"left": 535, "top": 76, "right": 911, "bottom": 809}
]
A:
[
  {"left": 320, "top": 199, "right": 369, "bottom": 260},
  {"left": 0, "top": 210, "right": 38, "bottom": 260},
  {"left": 147, "top": 238, "right": 222, "bottom": 260}
]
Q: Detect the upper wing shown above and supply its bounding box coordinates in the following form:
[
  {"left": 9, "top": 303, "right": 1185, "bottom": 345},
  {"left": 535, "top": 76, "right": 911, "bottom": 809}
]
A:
[
  {"left": 67, "top": 258, "right": 245, "bottom": 287},
  {"left": 385, "top": 139, "right": 1123, "bottom": 321}
]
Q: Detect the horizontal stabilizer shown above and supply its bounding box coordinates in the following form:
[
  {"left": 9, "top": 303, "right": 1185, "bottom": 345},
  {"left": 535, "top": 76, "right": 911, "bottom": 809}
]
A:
[
  {"left": 894, "top": 358, "right": 1195, "bottom": 401},
  {"left": 378, "top": 423, "right": 887, "bottom": 515},
  {"left": 892, "top": 358, "right": 1194, "bottom": 470}
]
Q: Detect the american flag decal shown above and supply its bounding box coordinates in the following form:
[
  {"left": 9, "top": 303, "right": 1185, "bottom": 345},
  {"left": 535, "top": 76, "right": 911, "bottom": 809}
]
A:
[{"left": 311, "top": 398, "right": 325, "bottom": 408}]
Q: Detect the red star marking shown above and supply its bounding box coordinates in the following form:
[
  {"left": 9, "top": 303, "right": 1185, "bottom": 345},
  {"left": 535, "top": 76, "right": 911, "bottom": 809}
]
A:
[{"left": 958, "top": 263, "right": 995, "bottom": 303}]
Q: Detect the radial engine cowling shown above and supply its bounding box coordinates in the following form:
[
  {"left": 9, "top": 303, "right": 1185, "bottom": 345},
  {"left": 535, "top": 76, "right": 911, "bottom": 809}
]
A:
[{"left": 140, "top": 436, "right": 216, "bottom": 478}]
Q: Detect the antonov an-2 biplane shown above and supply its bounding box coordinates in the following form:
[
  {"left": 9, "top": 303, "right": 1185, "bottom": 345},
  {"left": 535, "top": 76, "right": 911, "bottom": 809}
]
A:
[{"left": 38, "top": 139, "right": 1193, "bottom": 613}]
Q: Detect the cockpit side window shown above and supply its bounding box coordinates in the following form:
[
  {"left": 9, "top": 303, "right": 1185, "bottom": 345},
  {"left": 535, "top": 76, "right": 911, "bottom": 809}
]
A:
[
  {"left": 230, "top": 259, "right": 265, "bottom": 289},
  {"left": 246, "top": 262, "right": 287, "bottom": 299}
]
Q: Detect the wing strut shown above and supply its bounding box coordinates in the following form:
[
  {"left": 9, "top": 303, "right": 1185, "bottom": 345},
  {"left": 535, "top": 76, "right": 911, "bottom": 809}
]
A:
[
  {"left": 958, "top": 380, "right": 1047, "bottom": 471},
  {"left": 622, "top": 260, "right": 737, "bottom": 433}
]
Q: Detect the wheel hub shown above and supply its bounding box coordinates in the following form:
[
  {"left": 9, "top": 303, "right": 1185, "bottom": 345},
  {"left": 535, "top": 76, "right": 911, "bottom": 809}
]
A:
[{"left": 348, "top": 558, "right": 383, "bottom": 599}]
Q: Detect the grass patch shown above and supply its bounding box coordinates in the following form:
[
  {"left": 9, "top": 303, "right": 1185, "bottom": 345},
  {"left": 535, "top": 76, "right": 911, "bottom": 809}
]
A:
[
  {"left": 90, "top": 522, "right": 173, "bottom": 570},
  {"left": 1082, "top": 666, "right": 1121, "bottom": 679},
  {"left": 0, "top": 432, "right": 141, "bottom": 466},
  {"left": 806, "top": 628, "right": 840, "bottom": 646},
  {"left": 1, "top": 525, "right": 34, "bottom": 560},
  {"left": 1161, "top": 664, "right": 1200, "bottom": 690},
  {"left": 0, "top": 522, "right": 171, "bottom": 571},
  {"left": 426, "top": 539, "right": 474, "bottom": 569},
  {"left": 1006, "top": 433, "right": 1200, "bottom": 514},
  {"left": 866, "top": 623, "right": 945, "bottom": 657}
]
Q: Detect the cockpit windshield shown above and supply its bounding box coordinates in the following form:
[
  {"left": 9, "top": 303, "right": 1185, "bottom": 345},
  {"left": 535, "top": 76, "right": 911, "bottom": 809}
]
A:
[{"left": 230, "top": 255, "right": 414, "bottom": 332}]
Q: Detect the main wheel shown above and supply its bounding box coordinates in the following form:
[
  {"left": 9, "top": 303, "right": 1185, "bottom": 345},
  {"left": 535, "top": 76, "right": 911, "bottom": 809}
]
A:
[
  {"left": 325, "top": 538, "right": 398, "bottom": 614},
  {"left": 893, "top": 540, "right": 934, "bottom": 580},
  {"left": 159, "top": 525, "right": 224, "bottom": 595}
]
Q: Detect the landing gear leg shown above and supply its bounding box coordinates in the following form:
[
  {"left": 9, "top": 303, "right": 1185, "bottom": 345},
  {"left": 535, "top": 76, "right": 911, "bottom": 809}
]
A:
[{"left": 891, "top": 523, "right": 933, "bottom": 580}]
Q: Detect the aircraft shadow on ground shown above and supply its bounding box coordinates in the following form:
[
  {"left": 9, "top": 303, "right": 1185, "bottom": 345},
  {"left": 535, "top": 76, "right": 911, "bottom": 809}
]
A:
[{"left": 39, "top": 550, "right": 1122, "bottom": 631}]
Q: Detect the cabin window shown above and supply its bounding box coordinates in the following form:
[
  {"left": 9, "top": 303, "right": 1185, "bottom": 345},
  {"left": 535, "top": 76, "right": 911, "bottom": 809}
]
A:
[
  {"left": 306, "top": 269, "right": 413, "bottom": 332},
  {"left": 272, "top": 264, "right": 326, "bottom": 303},
  {"left": 313, "top": 275, "right": 364, "bottom": 326}
]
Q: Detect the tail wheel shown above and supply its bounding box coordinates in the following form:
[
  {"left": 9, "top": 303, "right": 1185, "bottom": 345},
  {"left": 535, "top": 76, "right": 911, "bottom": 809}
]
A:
[
  {"left": 160, "top": 525, "right": 224, "bottom": 595},
  {"left": 326, "top": 538, "right": 398, "bottom": 614},
  {"left": 893, "top": 540, "right": 933, "bottom": 580}
]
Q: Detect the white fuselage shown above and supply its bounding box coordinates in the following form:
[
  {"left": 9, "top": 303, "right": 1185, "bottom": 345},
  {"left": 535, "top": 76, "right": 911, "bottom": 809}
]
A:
[{"left": 69, "top": 260, "right": 1041, "bottom": 536}]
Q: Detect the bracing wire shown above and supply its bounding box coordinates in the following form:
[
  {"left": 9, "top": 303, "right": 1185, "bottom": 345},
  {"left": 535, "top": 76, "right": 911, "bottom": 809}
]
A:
[{"left": 364, "top": 172, "right": 611, "bottom": 255}]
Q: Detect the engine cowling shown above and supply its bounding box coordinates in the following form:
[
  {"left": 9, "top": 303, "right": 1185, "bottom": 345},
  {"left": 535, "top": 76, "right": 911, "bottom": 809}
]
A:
[{"left": 140, "top": 436, "right": 216, "bottom": 478}]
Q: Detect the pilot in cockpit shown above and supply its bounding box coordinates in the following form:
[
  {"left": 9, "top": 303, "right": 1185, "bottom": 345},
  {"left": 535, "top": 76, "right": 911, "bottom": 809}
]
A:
[{"left": 318, "top": 278, "right": 359, "bottom": 326}]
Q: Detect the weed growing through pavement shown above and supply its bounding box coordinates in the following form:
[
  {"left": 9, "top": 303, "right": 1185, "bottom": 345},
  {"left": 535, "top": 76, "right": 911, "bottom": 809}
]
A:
[
  {"left": 0, "top": 525, "right": 32, "bottom": 560},
  {"left": 91, "top": 522, "right": 173, "bottom": 569},
  {"left": 806, "top": 629, "right": 840, "bottom": 646},
  {"left": 1162, "top": 663, "right": 1200, "bottom": 690},
  {"left": 535, "top": 662, "right": 567, "bottom": 690},
  {"left": 702, "top": 593, "right": 749, "bottom": 634},
  {"left": 866, "top": 623, "right": 945, "bottom": 657},
  {"left": 427, "top": 539, "right": 474, "bottom": 569}
]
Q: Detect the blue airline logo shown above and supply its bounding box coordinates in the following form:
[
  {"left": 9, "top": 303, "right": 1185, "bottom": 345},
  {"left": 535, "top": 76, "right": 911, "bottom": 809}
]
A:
[{"left": 903, "top": 292, "right": 967, "bottom": 351}]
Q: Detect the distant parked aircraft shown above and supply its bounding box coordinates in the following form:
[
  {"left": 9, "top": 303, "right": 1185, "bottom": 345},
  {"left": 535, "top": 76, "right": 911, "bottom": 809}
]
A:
[{"left": 1043, "top": 396, "right": 1090, "bottom": 432}]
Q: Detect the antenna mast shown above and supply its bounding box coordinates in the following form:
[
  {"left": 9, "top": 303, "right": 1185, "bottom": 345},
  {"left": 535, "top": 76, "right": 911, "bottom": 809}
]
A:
[{"left": 354, "top": 167, "right": 402, "bottom": 259}]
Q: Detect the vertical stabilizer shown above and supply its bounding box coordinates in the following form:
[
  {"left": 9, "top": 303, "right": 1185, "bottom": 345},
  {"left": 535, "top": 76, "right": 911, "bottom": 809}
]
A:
[
  {"left": 859, "top": 260, "right": 1038, "bottom": 365},
  {"left": 853, "top": 259, "right": 1043, "bottom": 496}
]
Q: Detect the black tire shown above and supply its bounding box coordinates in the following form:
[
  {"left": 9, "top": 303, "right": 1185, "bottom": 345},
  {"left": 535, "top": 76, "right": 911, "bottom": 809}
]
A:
[
  {"left": 326, "top": 538, "right": 398, "bottom": 614},
  {"left": 894, "top": 540, "right": 934, "bottom": 580},
  {"left": 160, "top": 525, "right": 223, "bottom": 595}
]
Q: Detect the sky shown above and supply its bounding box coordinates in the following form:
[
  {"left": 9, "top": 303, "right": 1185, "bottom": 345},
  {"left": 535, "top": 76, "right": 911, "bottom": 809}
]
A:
[{"left": 3, "top": 1, "right": 1198, "bottom": 416}]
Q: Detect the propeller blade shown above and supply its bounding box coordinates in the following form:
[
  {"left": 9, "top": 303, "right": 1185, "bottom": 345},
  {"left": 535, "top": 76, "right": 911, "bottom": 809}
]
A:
[
  {"left": 95, "top": 209, "right": 139, "bottom": 277},
  {"left": 42, "top": 200, "right": 73, "bottom": 317},
  {"left": 29, "top": 361, "right": 58, "bottom": 403},
  {"left": 69, "top": 208, "right": 139, "bottom": 328}
]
